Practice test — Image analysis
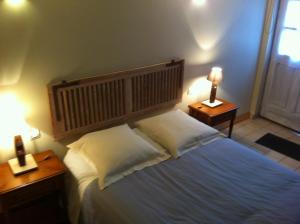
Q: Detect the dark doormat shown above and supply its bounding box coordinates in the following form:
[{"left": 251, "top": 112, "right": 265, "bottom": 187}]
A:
[{"left": 256, "top": 133, "right": 300, "bottom": 161}]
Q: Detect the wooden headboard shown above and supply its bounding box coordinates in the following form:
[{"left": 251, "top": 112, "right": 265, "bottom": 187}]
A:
[{"left": 48, "top": 59, "right": 184, "bottom": 139}]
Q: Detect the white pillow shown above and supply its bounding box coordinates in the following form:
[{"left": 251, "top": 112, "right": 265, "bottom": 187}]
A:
[
  {"left": 133, "top": 128, "right": 169, "bottom": 156},
  {"left": 63, "top": 149, "right": 98, "bottom": 183},
  {"left": 69, "top": 124, "right": 166, "bottom": 189},
  {"left": 135, "top": 109, "right": 220, "bottom": 158}
]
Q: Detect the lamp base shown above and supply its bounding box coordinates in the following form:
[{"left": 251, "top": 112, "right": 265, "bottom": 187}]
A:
[
  {"left": 8, "top": 154, "right": 38, "bottom": 176},
  {"left": 202, "top": 99, "right": 223, "bottom": 108}
]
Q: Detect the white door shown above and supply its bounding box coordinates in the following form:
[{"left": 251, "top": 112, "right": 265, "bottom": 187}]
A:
[{"left": 261, "top": 0, "right": 300, "bottom": 132}]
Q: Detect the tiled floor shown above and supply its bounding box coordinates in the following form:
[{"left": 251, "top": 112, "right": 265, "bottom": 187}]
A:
[{"left": 221, "top": 117, "right": 300, "bottom": 172}]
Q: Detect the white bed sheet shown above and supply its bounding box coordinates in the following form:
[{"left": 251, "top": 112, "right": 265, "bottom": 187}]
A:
[{"left": 64, "top": 149, "right": 98, "bottom": 224}]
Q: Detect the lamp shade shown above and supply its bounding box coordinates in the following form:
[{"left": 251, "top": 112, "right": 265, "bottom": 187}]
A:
[
  {"left": 0, "top": 93, "right": 29, "bottom": 151},
  {"left": 207, "top": 67, "right": 223, "bottom": 85}
]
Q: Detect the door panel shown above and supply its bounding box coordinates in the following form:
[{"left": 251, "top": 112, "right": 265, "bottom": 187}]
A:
[
  {"left": 269, "top": 63, "right": 294, "bottom": 108},
  {"left": 260, "top": 0, "right": 300, "bottom": 132},
  {"left": 261, "top": 59, "right": 300, "bottom": 131},
  {"left": 293, "top": 71, "right": 300, "bottom": 113}
]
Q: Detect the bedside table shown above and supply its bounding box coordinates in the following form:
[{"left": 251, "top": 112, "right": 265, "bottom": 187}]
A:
[
  {"left": 0, "top": 150, "right": 68, "bottom": 224},
  {"left": 188, "top": 99, "right": 239, "bottom": 138}
]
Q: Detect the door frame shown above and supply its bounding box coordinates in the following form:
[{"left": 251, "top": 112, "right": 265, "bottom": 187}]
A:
[{"left": 250, "top": 0, "right": 280, "bottom": 117}]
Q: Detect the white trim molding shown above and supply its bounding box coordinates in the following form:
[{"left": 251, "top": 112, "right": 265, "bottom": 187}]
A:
[{"left": 250, "top": 0, "right": 280, "bottom": 118}]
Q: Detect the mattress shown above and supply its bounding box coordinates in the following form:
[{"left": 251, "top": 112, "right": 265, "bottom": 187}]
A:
[{"left": 79, "top": 138, "right": 300, "bottom": 224}]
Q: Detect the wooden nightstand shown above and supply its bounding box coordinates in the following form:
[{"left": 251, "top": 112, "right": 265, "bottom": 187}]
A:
[
  {"left": 188, "top": 99, "right": 239, "bottom": 138},
  {"left": 0, "top": 150, "right": 68, "bottom": 224}
]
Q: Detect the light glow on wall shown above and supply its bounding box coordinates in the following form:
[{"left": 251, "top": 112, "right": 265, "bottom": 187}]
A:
[
  {"left": 187, "top": 76, "right": 211, "bottom": 100},
  {"left": 5, "top": 0, "right": 26, "bottom": 8},
  {"left": 192, "top": 0, "right": 206, "bottom": 7},
  {"left": 0, "top": 92, "right": 30, "bottom": 154},
  {"left": 183, "top": 1, "right": 248, "bottom": 64}
]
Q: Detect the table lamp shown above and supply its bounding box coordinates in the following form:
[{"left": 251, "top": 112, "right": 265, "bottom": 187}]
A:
[
  {"left": 0, "top": 93, "right": 37, "bottom": 175},
  {"left": 202, "top": 67, "right": 223, "bottom": 107}
]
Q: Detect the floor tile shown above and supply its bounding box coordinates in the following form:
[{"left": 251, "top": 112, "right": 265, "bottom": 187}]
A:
[
  {"left": 263, "top": 122, "right": 284, "bottom": 132},
  {"left": 250, "top": 118, "right": 273, "bottom": 128},
  {"left": 265, "top": 150, "right": 286, "bottom": 162},
  {"left": 223, "top": 117, "right": 300, "bottom": 169},
  {"left": 279, "top": 157, "right": 300, "bottom": 170},
  {"left": 251, "top": 143, "right": 271, "bottom": 155},
  {"left": 235, "top": 119, "right": 251, "bottom": 128},
  {"left": 233, "top": 125, "right": 257, "bottom": 138},
  {"left": 236, "top": 137, "right": 253, "bottom": 147},
  {"left": 288, "top": 135, "right": 300, "bottom": 145},
  {"left": 243, "top": 129, "right": 269, "bottom": 142},
  {"left": 275, "top": 128, "right": 296, "bottom": 139}
]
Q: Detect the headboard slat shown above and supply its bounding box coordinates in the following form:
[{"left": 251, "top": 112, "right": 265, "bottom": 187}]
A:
[{"left": 48, "top": 59, "right": 184, "bottom": 139}]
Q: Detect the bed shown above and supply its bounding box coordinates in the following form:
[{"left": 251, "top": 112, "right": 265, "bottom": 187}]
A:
[
  {"left": 78, "top": 139, "right": 300, "bottom": 224},
  {"left": 48, "top": 59, "right": 300, "bottom": 224}
]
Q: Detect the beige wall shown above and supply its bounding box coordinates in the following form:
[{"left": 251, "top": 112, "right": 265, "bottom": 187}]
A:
[{"left": 0, "top": 0, "right": 267, "bottom": 161}]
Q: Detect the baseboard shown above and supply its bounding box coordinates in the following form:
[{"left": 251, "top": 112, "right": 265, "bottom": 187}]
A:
[{"left": 235, "top": 112, "right": 251, "bottom": 123}]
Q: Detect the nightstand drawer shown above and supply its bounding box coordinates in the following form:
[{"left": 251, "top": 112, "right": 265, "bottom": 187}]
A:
[
  {"left": 209, "top": 110, "right": 236, "bottom": 126},
  {"left": 190, "top": 110, "right": 210, "bottom": 123},
  {"left": 2, "top": 176, "right": 62, "bottom": 210}
]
